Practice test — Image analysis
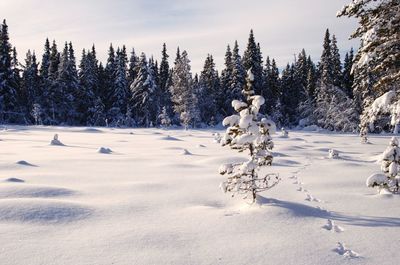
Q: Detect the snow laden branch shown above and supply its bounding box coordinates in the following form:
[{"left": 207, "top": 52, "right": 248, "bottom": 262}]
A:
[
  {"left": 219, "top": 69, "right": 280, "bottom": 202},
  {"left": 367, "top": 137, "right": 400, "bottom": 193}
]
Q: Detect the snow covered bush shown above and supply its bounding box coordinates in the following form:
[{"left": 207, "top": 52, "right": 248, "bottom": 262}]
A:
[
  {"left": 328, "top": 149, "right": 339, "bottom": 159},
  {"left": 281, "top": 127, "right": 289, "bottom": 138},
  {"left": 366, "top": 137, "right": 400, "bottom": 193},
  {"left": 219, "top": 69, "right": 280, "bottom": 202}
]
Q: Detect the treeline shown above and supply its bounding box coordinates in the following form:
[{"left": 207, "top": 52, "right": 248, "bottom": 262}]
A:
[{"left": 0, "top": 17, "right": 384, "bottom": 131}]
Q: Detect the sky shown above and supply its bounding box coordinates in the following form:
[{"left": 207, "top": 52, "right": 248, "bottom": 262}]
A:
[{"left": 0, "top": 0, "right": 359, "bottom": 73}]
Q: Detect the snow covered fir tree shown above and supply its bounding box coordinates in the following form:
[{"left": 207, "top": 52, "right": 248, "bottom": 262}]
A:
[
  {"left": 367, "top": 137, "right": 400, "bottom": 194},
  {"left": 219, "top": 69, "right": 279, "bottom": 202}
]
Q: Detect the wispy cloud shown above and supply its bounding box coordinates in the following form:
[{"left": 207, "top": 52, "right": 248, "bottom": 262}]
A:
[{"left": 1, "top": 0, "right": 358, "bottom": 73}]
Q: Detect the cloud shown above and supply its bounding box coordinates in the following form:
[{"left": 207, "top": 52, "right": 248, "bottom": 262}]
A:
[{"left": 1, "top": 0, "right": 358, "bottom": 73}]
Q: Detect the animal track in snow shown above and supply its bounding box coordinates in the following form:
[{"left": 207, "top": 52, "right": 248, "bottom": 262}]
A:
[
  {"left": 323, "top": 219, "right": 344, "bottom": 233},
  {"left": 335, "top": 242, "right": 359, "bottom": 258},
  {"left": 305, "top": 193, "right": 323, "bottom": 203}
]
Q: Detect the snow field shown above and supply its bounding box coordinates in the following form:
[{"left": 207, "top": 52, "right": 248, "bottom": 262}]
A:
[{"left": 0, "top": 126, "right": 399, "bottom": 265}]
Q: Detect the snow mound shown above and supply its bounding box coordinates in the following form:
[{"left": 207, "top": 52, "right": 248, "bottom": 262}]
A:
[
  {"left": 4, "top": 178, "right": 25, "bottom": 183},
  {"left": 0, "top": 200, "right": 92, "bottom": 224},
  {"left": 366, "top": 173, "right": 387, "bottom": 188},
  {"left": 159, "top": 135, "right": 182, "bottom": 141},
  {"left": 0, "top": 185, "right": 76, "bottom": 198},
  {"left": 80, "top": 128, "right": 103, "bottom": 133},
  {"left": 181, "top": 149, "right": 192, "bottom": 155},
  {"left": 16, "top": 160, "right": 37, "bottom": 167},
  {"left": 97, "top": 147, "right": 113, "bottom": 154},
  {"left": 50, "top": 134, "right": 64, "bottom": 146}
]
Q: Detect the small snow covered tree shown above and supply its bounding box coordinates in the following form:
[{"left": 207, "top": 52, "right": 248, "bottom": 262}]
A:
[
  {"left": 159, "top": 106, "right": 171, "bottom": 128},
  {"left": 367, "top": 137, "right": 400, "bottom": 193},
  {"left": 219, "top": 69, "right": 280, "bottom": 202}
]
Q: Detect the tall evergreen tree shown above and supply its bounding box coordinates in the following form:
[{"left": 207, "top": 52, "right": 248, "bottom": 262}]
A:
[
  {"left": 0, "top": 20, "right": 19, "bottom": 123},
  {"left": 342, "top": 48, "right": 354, "bottom": 97},
  {"left": 198, "top": 54, "right": 219, "bottom": 124},
  {"left": 331, "top": 35, "right": 342, "bottom": 87},
  {"left": 56, "top": 42, "right": 79, "bottom": 125},
  {"left": 243, "top": 30, "right": 263, "bottom": 95},
  {"left": 338, "top": 0, "right": 400, "bottom": 133},
  {"left": 108, "top": 46, "right": 128, "bottom": 126},
  {"left": 21, "top": 50, "right": 40, "bottom": 122},
  {"left": 130, "top": 53, "right": 157, "bottom": 127},
  {"left": 127, "top": 48, "right": 139, "bottom": 86},
  {"left": 170, "top": 50, "right": 199, "bottom": 128},
  {"left": 231, "top": 40, "right": 246, "bottom": 102},
  {"left": 158, "top": 43, "right": 173, "bottom": 120},
  {"left": 220, "top": 44, "right": 234, "bottom": 116}
]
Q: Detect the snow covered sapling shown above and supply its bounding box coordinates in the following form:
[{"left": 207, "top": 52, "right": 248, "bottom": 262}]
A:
[
  {"left": 50, "top": 134, "right": 64, "bottom": 146},
  {"left": 367, "top": 137, "right": 400, "bottom": 193},
  {"left": 328, "top": 149, "right": 339, "bottom": 159},
  {"left": 213, "top": 132, "right": 221, "bottom": 143},
  {"left": 281, "top": 127, "right": 289, "bottom": 138},
  {"left": 219, "top": 69, "right": 280, "bottom": 202},
  {"left": 159, "top": 106, "right": 171, "bottom": 128}
]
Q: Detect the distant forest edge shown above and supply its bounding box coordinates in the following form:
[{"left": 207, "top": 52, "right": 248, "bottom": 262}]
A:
[{"left": 0, "top": 0, "right": 398, "bottom": 133}]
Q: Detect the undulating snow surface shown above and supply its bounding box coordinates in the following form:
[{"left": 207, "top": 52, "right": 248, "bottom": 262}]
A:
[{"left": 0, "top": 126, "right": 399, "bottom": 265}]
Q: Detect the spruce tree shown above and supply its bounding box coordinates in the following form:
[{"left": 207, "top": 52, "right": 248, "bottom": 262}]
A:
[
  {"left": 342, "top": 48, "right": 354, "bottom": 97},
  {"left": 56, "top": 42, "right": 79, "bottom": 125},
  {"left": 339, "top": 0, "right": 399, "bottom": 133},
  {"left": 21, "top": 50, "right": 40, "bottom": 123},
  {"left": 130, "top": 53, "right": 157, "bottom": 127},
  {"left": 0, "top": 20, "right": 18, "bottom": 123},
  {"left": 170, "top": 50, "right": 199, "bottom": 128},
  {"left": 108, "top": 46, "right": 128, "bottom": 126},
  {"left": 243, "top": 30, "right": 263, "bottom": 95},
  {"left": 331, "top": 35, "right": 342, "bottom": 87},
  {"left": 198, "top": 54, "right": 219, "bottom": 124},
  {"left": 158, "top": 43, "right": 173, "bottom": 121},
  {"left": 231, "top": 41, "right": 246, "bottom": 103}
]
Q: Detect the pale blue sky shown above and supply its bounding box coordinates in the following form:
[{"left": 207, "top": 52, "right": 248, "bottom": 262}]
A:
[{"left": 1, "top": 0, "right": 358, "bottom": 73}]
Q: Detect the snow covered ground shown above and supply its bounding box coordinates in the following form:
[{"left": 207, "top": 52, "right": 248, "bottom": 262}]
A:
[{"left": 0, "top": 126, "right": 399, "bottom": 265}]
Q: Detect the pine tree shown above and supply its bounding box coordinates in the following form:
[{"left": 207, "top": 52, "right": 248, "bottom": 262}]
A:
[
  {"left": 320, "top": 29, "right": 333, "bottom": 85},
  {"left": 0, "top": 20, "right": 19, "bottom": 123},
  {"left": 339, "top": 0, "right": 400, "bottom": 133},
  {"left": 158, "top": 43, "right": 174, "bottom": 121},
  {"left": 243, "top": 30, "right": 264, "bottom": 95},
  {"left": 220, "top": 69, "right": 279, "bottom": 202},
  {"left": 170, "top": 50, "right": 199, "bottom": 128},
  {"left": 342, "top": 48, "right": 354, "bottom": 97},
  {"left": 21, "top": 50, "right": 40, "bottom": 122},
  {"left": 220, "top": 44, "right": 234, "bottom": 116},
  {"left": 108, "top": 46, "right": 129, "bottom": 126},
  {"left": 127, "top": 48, "right": 139, "bottom": 86},
  {"left": 198, "top": 54, "right": 219, "bottom": 124},
  {"left": 104, "top": 44, "right": 117, "bottom": 112},
  {"left": 264, "top": 58, "right": 281, "bottom": 120},
  {"left": 78, "top": 46, "right": 103, "bottom": 125},
  {"left": 38, "top": 38, "right": 52, "bottom": 124},
  {"left": 331, "top": 35, "right": 342, "bottom": 87},
  {"left": 56, "top": 42, "right": 79, "bottom": 125},
  {"left": 130, "top": 53, "right": 157, "bottom": 127},
  {"left": 231, "top": 41, "right": 246, "bottom": 103}
]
